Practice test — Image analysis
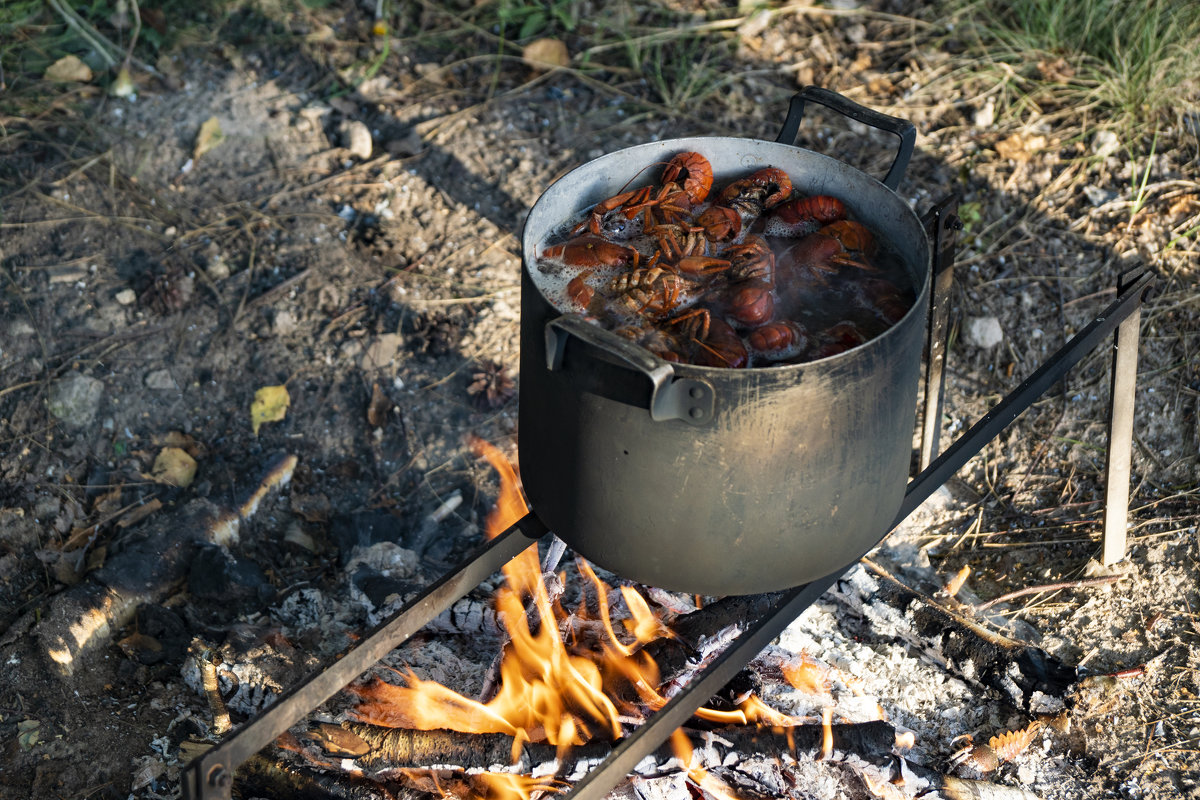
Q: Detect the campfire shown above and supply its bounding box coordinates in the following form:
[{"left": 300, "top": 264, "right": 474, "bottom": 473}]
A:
[
  {"left": 192, "top": 438, "right": 1087, "bottom": 800},
  {"left": 277, "top": 438, "right": 868, "bottom": 799}
]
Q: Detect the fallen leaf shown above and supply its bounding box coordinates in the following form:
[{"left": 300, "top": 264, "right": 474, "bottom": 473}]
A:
[
  {"left": 367, "top": 382, "right": 392, "bottom": 427},
  {"left": 157, "top": 430, "right": 209, "bottom": 459},
  {"left": 62, "top": 525, "right": 98, "bottom": 553},
  {"left": 150, "top": 447, "right": 197, "bottom": 487},
  {"left": 109, "top": 66, "right": 135, "bottom": 98},
  {"left": 44, "top": 55, "right": 93, "bottom": 83},
  {"left": 251, "top": 385, "right": 290, "bottom": 435},
  {"left": 994, "top": 132, "right": 1047, "bottom": 163},
  {"left": 17, "top": 719, "right": 40, "bottom": 750},
  {"left": 522, "top": 38, "right": 570, "bottom": 70},
  {"left": 194, "top": 116, "right": 225, "bottom": 160}
]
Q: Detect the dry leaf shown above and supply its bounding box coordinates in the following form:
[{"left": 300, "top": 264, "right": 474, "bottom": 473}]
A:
[
  {"left": 988, "top": 721, "right": 1041, "bottom": 762},
  {"left": 1037, "top": 57, "right": 1075, "bottom": 82},
  {"left": 251, "top": 385, "right": 290, "bottom": 434},
  {"left": 780, "top": 652, "right": 832, "bottom": 697},
  {"left": 150, "top": 447, "right": 197, "bottom": 487},
  {"left": 367, "top": 382, "right": 392, "bottom": 427},
  {"left": 62, "top": 525, "right": 98, "bottom": 553},
  {"left": 994, "top": 132, "right": 1047, "bottom": 163},
  {"left": 158, "top": 430, "right": 208, "bottom": 459},
  {"left": 522, "top": 38, "right": 570, "bottom": 70},
  {"left": 194, "top": 116, "right": 225, "bottom": 160},
  {"left": 45, "top": 55, "right": 93, "bottom": 83}
]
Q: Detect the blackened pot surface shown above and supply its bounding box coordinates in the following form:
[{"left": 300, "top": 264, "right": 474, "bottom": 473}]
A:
[{"left": 519, "top": 136, "right": 930, "bottom": 596}]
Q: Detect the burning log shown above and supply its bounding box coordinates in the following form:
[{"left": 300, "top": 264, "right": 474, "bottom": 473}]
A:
[
  {"left": 337, "top": 719, "right": 902, "bottom": 773},
  {"left": 829, "top": 562, "right": 1077, "bottom": 715},
  {"left": 247, "top": 720, "right": 1040, "bottom": 800}
]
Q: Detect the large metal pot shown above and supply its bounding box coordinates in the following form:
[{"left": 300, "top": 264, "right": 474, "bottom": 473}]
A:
[{"left": 517, "top": 88, "right": 930, "bottom": 596}]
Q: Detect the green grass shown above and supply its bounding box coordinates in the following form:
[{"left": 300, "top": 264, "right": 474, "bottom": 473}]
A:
[{"left": 941, "top": 0, "right": 1200, "bottom": 144}]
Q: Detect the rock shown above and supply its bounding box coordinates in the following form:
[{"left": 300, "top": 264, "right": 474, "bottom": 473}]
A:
[
  {"left": 47, "top": 372, "right": 104, "bottom": 429},
  {"left": 361, "top": 332, "right": 403, "bottom": 370},
  {"left": 115, "top": 288, "right": 138, "bottom": 305},
  {"left": 962, "top": 315, "right": 1004, "bottom": 349},
  {"left": 145, "top": 369, "right": 178, "bottom": 390},
  {"left": 272, "top": 309, "right": 298, "bottom": 337},
  {"left": 972, "top": 99, "right": 995, "bottom": 129},
  {"left": 205, "top": 252, "right": 231, "bottom": 280},
  {"left": 1090, "top": 130, "right": 1120, "bottom": 159},
  {"left": 339, "top": 119, "right": 373, "bottom": 160},
  {"left": 1083, "top": 185, "right": 1117, "bottom": 206}
]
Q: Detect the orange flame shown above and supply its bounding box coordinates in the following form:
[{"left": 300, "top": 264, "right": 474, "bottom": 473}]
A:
[
  {"left": 468, "top": 436, "right": 528, "bottom": 537},
  {"left": 351, "top": 438, "right": 671, "bottom": 798}
]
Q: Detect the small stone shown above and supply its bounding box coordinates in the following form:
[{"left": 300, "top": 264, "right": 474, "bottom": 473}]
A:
[
  {"left": 145, "top": 369, "right": 178, "bottom": 390},
  {"left": 339, "top": 120, "right": 373, "bottom": 160},
  {"left": 1090, "top": 130, "right": 1120, "bottom": 159},
  {"left": 1083, "top": 185, "right": 1116, "bottom": 206},
  {"left": 115, "top": 288, "right": 138, "bottom": 306},
  {"left": 47, "top": 371, "right": 104, "bottom": 430},
  {"left": 7, "top": 319, "right": 35, "bottom": 338},
  {"left": 272, "top": 309, "right": 298, "bottom": 337},
  {"left": 361, "top": 333, "right": 403, "bottom": 370},
  {"left": 962, "top": 316, "right": 1004, "bottom": 349},
  {"left": 206, "top": 252, "right": 231, "bottom": 281},
  {"left": 973, "top": 99, "right": 995, "bottom": 129}
]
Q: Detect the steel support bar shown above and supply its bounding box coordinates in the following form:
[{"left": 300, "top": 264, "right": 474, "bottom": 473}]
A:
[
  {"left": 1102, "top": 270, "right": 1145, "bottom": 565},
  {"left": 182, "top": 512, "right": 549, "bottom": 800},
  {"left": 893, "top": 269, "right": 1153, "bottom": 527},
  {"left": 919, "top": 195, "right": 961, "bottom": 470}
]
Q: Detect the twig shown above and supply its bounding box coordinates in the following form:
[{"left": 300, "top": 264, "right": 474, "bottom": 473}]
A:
[
  {"left": 46, "top": 0, "right": 121, "bottom": 69},
  {"left": 974, "top": 575, "right": 1126, "bottom": 611}
]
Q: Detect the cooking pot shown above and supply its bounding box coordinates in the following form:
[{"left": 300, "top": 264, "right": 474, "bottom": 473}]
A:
[{"left": 517, "top": 87, "right": 930, "bottom": 596}]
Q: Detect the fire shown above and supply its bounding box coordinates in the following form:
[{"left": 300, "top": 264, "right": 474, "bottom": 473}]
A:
[
  {"left": 351, "top": 437, "right": 670, "bottom": 765},
  {"left": 347, "top": 438, "right": 858, "bottom": 799}
]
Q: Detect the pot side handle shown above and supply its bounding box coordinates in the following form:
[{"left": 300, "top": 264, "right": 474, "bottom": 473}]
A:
[
  {"left": 545, "top": 315, "right": 716, "bottom": 426},
  {"left": 776, "top": 86, "right": 916, "bottom": 192}
]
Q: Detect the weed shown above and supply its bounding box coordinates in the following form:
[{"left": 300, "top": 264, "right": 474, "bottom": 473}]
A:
[{"left": 939, "top": 0, "right": 1200, "bottom": 145}]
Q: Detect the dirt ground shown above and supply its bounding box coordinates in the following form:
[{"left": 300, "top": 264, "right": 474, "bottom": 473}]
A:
[{"left": 1, "top": 2, "right": 1198, "bottom": 799}]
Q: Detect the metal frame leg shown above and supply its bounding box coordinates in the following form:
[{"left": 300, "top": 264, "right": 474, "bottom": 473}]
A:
[
  {"left": 1102, "top": 269, "right": 1145, "bottom": 565},
  {"left": 920, "top": 196, "right": 961, "bottom": 471}
]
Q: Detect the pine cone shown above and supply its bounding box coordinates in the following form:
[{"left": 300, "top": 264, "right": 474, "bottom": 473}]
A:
[{"left": 466, "top": 360, "right": 515, "bottom": 410}]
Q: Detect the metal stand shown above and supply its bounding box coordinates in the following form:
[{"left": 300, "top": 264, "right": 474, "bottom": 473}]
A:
[
  {"left": 919, "top": 195, "right": 961, "bottom": 470},
  {"left": 1102, "top": 269, "right": 1146, "bottom": 565},
  {"left": 181, "top": 206, "right": 1154, "bottom": 800}
]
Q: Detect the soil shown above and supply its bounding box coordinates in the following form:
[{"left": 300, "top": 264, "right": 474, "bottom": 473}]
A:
[{"left": 1, "top": 3, "right": 1197, "bottom": 799}]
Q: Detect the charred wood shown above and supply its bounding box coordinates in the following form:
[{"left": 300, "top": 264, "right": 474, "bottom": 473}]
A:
[
  {"left": 236, "top": 753, "right": 395, "bottom": 800},
  {"left": 338, "top": 720, "right": 901, "bottom": 774},
  {"left": 829, "top": 562, "right": 1076, "bottom": 714},
  {"left": 24, "top": 454, "right": 296, "bottom": 680}
]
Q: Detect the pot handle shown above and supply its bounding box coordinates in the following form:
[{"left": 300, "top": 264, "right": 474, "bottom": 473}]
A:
[
  {"left": 544, "top": 314, "right": 716, "bottom": 425},
  {"left": 776, "top": 86, "right": 916, "bottom": 191}
]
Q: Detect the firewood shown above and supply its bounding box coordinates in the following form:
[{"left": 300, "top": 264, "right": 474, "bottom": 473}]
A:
[
  {"left": 336, "top": 720, "right": 901, "bottom": 773},
  {"left": 28, "top": 453, "right": 296, "bottom": 680}
]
